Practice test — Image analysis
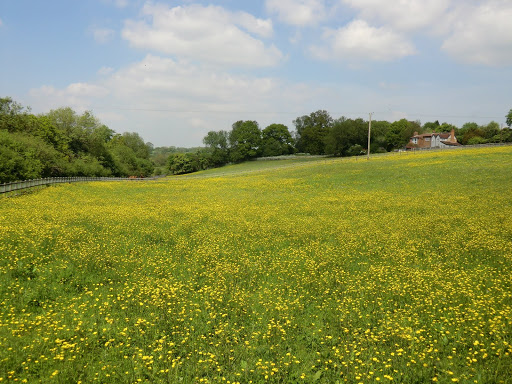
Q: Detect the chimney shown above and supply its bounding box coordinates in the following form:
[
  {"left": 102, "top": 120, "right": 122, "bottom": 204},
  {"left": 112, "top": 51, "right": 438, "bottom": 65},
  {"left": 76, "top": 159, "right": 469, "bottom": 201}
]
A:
[
  {"left": 450, "top": 128, "right": 455, "bottom": 142},
  {"left": 414, "top": 131, "right": 418, "bottom": 136}
]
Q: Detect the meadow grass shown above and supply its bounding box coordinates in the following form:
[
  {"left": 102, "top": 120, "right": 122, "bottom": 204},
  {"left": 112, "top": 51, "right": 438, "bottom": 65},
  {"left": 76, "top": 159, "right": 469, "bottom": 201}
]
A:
[{"left": 1, "top": 147, "right": 511, "bottom": 383}]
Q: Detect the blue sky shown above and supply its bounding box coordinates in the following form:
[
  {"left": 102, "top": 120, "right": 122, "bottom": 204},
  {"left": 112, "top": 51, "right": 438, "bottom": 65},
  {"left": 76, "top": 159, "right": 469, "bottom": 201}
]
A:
[{"left": 1, "top": 0, "right": 511, "bottom": 147}]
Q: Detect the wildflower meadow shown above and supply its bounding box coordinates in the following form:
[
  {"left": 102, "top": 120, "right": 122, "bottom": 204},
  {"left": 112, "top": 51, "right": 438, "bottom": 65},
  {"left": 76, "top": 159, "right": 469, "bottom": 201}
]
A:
[{"left": 1, "top": 147, "right": 511, "bottom": 383}]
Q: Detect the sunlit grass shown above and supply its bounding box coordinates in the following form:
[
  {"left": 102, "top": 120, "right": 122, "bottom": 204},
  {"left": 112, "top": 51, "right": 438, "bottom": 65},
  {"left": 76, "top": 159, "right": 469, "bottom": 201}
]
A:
[{"left": 1, "top": 147, "right": 511, "bottom": 383}]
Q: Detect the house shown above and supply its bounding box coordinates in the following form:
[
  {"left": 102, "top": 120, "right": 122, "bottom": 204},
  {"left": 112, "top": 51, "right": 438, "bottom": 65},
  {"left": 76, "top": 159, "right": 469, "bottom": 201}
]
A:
[{"left": 406, "top": 129, "right": 461, "bottom": 150}]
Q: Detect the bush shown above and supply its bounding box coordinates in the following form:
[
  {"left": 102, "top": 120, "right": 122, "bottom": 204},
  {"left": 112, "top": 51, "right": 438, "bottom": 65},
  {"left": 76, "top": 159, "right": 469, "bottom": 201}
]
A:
[{"left": 466, "top": 136, "right": 487, "bottom": 145}]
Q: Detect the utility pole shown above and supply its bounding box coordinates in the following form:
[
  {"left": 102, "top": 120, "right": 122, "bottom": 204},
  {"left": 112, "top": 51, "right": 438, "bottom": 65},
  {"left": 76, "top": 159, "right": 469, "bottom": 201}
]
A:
[{"left": 367, "top": 112, "right": 373, "bottom": 160}]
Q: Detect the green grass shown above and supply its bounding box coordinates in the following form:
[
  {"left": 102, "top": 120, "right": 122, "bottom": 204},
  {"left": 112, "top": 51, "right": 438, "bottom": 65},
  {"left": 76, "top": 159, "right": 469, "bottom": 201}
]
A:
[{"left": 0, "top": 147, "right": 511, "bottom": 383}]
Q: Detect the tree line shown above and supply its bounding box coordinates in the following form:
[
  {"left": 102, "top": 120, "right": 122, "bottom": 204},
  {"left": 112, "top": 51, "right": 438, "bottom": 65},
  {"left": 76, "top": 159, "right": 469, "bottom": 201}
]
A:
[
  {"left": 2, "top": 96, "right": 511, "bottom": 180},
  {"left": 167, "top": 109, "right": 512, "bottom": 175},
  {"left": 0, "top": 97, "right": 153, "bottom": 183}
]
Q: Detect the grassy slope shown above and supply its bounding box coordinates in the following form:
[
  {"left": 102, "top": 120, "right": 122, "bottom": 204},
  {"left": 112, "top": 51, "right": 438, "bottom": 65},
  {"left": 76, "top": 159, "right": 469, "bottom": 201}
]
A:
[{"left": 0, "top": 147, "right": 511, "bottom": 383}]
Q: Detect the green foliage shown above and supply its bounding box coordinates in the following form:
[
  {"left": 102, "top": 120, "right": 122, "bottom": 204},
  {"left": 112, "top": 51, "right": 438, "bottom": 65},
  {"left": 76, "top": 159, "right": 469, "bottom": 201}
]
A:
[
  {"left": 466, "top": 136, "right": 487, "bottom": 145},
  {"left": 489, "top": 128, "right": 512, "bottom": 143},
  {"left": 506, "top": 108, "right": 512, "bottom": 127},
  {"left": 422, "top": 120, "right": 440, "bottom": 132},
  {"left": 482, "top": 121, "right": 500, "bottom": 139},
  {"left": 458, "top": 120, "right": 504, "bottom": 145},
  {"left": 386, "top": 119, "right": 420, "bottom": 150},
  {"left": 151, "top": 146, "right": 202, "bottom": 171},
  {"left": 0, "top": 97, "right": 155, "bottom": 182},
  {"left": 203, "top": 130, "right": 230, "bottom": 166},
  {"left": 229, "top": 120, "right": 262, "bottom": 162},
  {"left": 370, "top": 120, "right": 391, "bottom": 153},
  {"left": 203, "top": 130, "right": 229, "bottom": 150},
  {"left": 0, "top": 131, "right": 42, "bottom": 182},
  {"left": 325, "top": 117, "right": 367, "bottom": 156},
  {"left": 0, "top": 130, "right": 70, "bottom": 183},
  {"left": 261, "top": 123, "right": 294, "bottom": 157},
  {"left": 293, "top": 110, "right": 332, "bottom": 154},
  {"left": 458, "top": 122, "right": 479, "bottom": 145},
  {"left": 438, "top": 122, "right": 457, "bottom": 132},
  {"left": 167, "top": 152, "right": 205, "bottom": 175}
]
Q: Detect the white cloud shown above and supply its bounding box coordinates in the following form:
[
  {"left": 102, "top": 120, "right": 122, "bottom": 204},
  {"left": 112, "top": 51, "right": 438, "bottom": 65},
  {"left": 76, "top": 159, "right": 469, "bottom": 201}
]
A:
[
  {"left": 341, "top": 0, "right": 450, "bottom": 31},
  {"left": 266, "top": 0, "right": 327, "bottom": 26},
  {"left": 98, "top": 66, "right": 114, "bottom": 76},
  {"left": 0, "top": 18, "right": 3, "bottom": 27},
  {"left": 339, "top": 0, "right": 512, "bottom": 67},
  {"left": 104, "top": 55, "right": 278, "bottom": 103},
  {"left": 28, "top": 83, "right": 109, "bottom": 113},
  {"left": 25, "top": 51, "right": 510, "bottom": 147},
  {"left": 114, "top": 0, "right": 129, "bottom": 7},
  {"left": 441, "top": 1, "right": 512, "bottom": 66},
  {"left": 236, "top": 12, "right": 274, "bottom": 38},
  {"left": 91, "top": 27, "right": 116, "bottom": 43},
  {"left": 122, "top": 3, "right": 281, "bottom": 68},
  {"left": 310, "top": 20, "right": 416, "bottom": 64},
  {"left": 27, "top": 55, "right": 290, "bottom": 146},
  {"left": 101, "top": 0, "right": 129, "bottom": 8}
]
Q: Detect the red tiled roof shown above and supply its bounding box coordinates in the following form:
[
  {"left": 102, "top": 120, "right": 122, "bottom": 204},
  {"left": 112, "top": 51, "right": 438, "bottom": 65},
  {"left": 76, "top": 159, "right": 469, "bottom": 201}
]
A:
[
  {"left": 412, "top": 132, "right": 451, "bottom": 139},
  {"left": 442, "top": 141, "right": 462, "bottom": 146}
]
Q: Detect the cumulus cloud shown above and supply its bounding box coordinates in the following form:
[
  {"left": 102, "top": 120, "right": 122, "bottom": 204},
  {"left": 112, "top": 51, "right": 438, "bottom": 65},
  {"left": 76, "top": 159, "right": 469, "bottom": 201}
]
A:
[
  {"left": 310, "top": 20, "right": 416, "bottom": 64},
  {"left": 101, "top": 0, "right": 129, "bottom": 8},
  {"left": 266, "top": 0, "right": 327, "bottom": 26},
  {"left": 441, "top": 1, "right": 512, "bottom": 66},
  {"left": 338, "top": 0, "right": 512, "bottom": 66},
  {"left": 27, "top": 55, "right": 290, "bottom": 146},
  {"left": 104, "top": 55, "right": 279, "bottom": 109},
  {"left": 28, "top": 83, "right": 109, "bottom": 113},
  {"left": 98, "top": 66, "right": 114, "bottom": 76},
  {"left": 114, "top": 0, "right": 129, "bottom": 7},
  {"left": 91, "top": 27, "right": 116, "bottom": 43},
  {"left": 341, "top": 0, "right": 450, "bottom": 31},
  {"left": 122, "top": 3, "right": 281, "bottom": 68}
]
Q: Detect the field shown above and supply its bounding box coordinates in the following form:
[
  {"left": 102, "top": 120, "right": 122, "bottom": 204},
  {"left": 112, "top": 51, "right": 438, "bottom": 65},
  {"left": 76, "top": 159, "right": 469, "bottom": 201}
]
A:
[{"left": 1, "top": 147, "right": 511, "bottom": 383}]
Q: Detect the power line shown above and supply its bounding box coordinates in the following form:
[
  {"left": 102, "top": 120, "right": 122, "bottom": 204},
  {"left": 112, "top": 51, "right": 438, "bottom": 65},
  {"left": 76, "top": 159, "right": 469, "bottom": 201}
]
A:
[{"left": 89, "top": 105, "right": 505, "bottom": 121}]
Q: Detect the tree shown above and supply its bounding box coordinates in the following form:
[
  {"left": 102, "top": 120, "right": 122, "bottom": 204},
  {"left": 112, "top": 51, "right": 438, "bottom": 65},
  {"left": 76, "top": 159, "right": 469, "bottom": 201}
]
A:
[
  {"left": 203, "top": 130, "right": 229, "bottom": 150},
  {"left": 422, "top": 120, "right": 440, "bottom": 133},
  {"left": 0, "top": 130, "right": 69, "bottom": 182},
  {"left": 228, "top": 120, "right": 262, "bottom": 162},
  {"left": 506, "top": 109, "right": 512, "bottom": 128},
  {"left": 458, "top": 122, "right": 483, "bottom": 145},
  {"left": 482, "top": 121, "right": 500, "bottom": 139},
  {"left": 0, "top": 97, "right": 29, "bottom": 133},
  {"left": 370, "top": 120, "right": 391, "bottom": 153},
  {"left": 385, "top": 119, "right": 420, "bottom": 150},
  {"left": 261, "top": 124, "right": 294, "bottom": 157},
  {"left": 203, "top": 130, "right": 230, "bottom": 166},
  {"left": 293, "top": 110, "right": 332, "bottom": 155},
  {"left": 325, "top": 117, "right": 367, "bottom": 156},
  {"left": 167, "top": 152, "right": 205, "bottom": 175},
  {"left": 108, "top": 133, "right": 154, "bottom": 176}
]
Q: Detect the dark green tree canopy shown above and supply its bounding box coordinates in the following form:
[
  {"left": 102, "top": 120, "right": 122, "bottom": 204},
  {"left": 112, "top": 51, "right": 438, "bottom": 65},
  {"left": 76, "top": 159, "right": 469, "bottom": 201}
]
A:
[
  {"left": 203, "top": 130, "right": 229, "bottom": 150},
  {"left": 422, "top": 120, "right": 440, "bottom": 132},
  {"left": 229, "top": 120, "right": 262, "bottom": 162},
  {"left": 293, "top": 110, "right": 332, "bottom": 155},
  {"left": 0, "top": 98, "right": 154, "bottom": 182},
  {"left": 385, "top": 119, "right": 420, "bottom": 150},
  {"left": 325, "top": 117, "right": 367, "bottom": 156},
  {"left": 261, "top": 123, "right": 294, "bottom": 157}
]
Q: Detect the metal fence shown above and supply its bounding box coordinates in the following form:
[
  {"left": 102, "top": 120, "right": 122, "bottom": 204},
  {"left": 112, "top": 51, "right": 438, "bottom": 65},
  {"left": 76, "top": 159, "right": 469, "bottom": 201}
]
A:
[{"left": 0, "top": 176, "right": 164, "bottom": 195}]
